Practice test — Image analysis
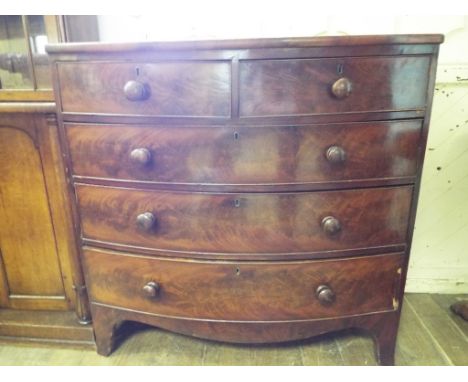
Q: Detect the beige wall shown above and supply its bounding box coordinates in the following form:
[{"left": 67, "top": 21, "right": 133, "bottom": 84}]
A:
[{"left": 408, "top": 19, "right": 468, "bottom": 293}]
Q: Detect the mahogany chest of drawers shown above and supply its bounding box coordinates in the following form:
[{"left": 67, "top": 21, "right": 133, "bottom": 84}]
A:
[{"left": 47, "top": 34, "right": 443, "bottom": 365}]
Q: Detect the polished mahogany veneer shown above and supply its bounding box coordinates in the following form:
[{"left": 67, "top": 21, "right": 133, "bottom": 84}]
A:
[
  {"left": 57, "top": 61, "right": 231, "bottom": 116},
  {"left": 83, "top": 249, "right": 404, "bottom": 321},
  {"left": 66, "top": 120, "right": 422, "bottom": 186},
  {"left": 47, "top": 34, "right": 443, "bottom": 365},
  {"left": 239, "top": 56, "right": 430, "bottom": 116},
  {"left": 76, "top": 184, "right": 412, "bottom": 254}
]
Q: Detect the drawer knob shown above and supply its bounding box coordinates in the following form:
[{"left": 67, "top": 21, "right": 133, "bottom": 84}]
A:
[
  {"left": 136, "top": 212, "right": 156, "bottom": 231},
  {"left": 124, "top": 80, "right": 149, "bottom": 101},
  {"left": 326, "top": 145, "right": 346, "bottom": 164},
  {"left": 130, "top": 148, "right": 152, "bottom": 166},
  {"left": 331, "top": 77, "right": 353, "bottom": 99},
  {"left": 142, "top": 281, "right": 160, "bottom": 299},
  {"left": 321, "top": 216, "right": 341, "bottom": 235},
  {"left": 316, "top": 285, "right": 336, "bottom": 305}
]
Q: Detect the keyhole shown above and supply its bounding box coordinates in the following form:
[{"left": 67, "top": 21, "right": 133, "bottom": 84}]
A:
[
  {"left": 235, "top": 267, "right": 240, "bottom": 276},
  {"left": 337, "top": 63, "right": 344, "bottom": 74},
  {"left": 234, "top": 132, "right": 239, "bottom": 140},
  {"left": 234, "top": 199, "right": 240, "bottom": 207},
  {"left": 136, "top": 67, "right": 140, "bottom": 76}
]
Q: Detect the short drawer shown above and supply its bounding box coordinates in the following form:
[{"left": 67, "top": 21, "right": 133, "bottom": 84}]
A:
[
  {"left": 66, "top": 120, "right": 422, "bottom": 185},
  {"left": 83, "top": 248, "right": 404, "bottom": 321},
  {"left": 57, "top": 61, "right": 231, "bottom": 116},
  {"left": 239, "top": 56, "right": 430, "bottom": 116},
  {"left": 76, "top": 184, "right": 412, "bottom": 254}
]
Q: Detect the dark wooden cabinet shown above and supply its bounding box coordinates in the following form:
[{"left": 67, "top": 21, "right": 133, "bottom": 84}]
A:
[{"left": 47, "top": 34, "right": 443, "bottom": 364}]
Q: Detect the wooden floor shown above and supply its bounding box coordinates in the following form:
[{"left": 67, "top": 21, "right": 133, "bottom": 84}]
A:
[{"left": 0, "top": 293, "right": 467, "bottom": 366}]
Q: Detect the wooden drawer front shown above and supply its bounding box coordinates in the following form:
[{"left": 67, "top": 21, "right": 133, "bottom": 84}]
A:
[
  {"left": 77, "top": 185, "right": 412, "bottom": 254},
  {"left": 83, "top": 249, "right": 403, "bottom": 320},
  {"left": 67, "top": 120, "right": 421, "bottom": 185},
  {"left": 239, "top": 56, "right": 430, "bottom": 116},
  {"left": 57, "top": 61, "right": 231, "bottom": 116}
]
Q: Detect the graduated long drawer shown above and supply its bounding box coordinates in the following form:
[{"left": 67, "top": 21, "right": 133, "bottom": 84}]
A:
[
  {"left": 83, "top": 248, "right": 404, "bottom": 321},
  {"left": 66, "top": 120, "right": 422, "bottom": 186},
  {"left": 76, "top": 184, "right": 412, "bottom": 254}
]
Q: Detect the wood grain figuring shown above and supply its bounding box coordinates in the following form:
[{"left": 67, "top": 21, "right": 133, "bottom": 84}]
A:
[
  {"left": 76, "top": 185, "right": 412, "bottom": 254},
  {"left": 83, "top": 249, "right": 403, "bottom": 321},
  {"left": 66, "top": 120, "right": 422, "bottom": 186},
  {"left": 240, "top": 57, "right": 430, "bottom": 116},
  {"left": 57, "top": 61, "right": 231, "bottom": 116},
  {"left": 47, "top": 34, "right": 443, "bottom": 363},
  {"left": 0, "top": 127, "right": 65, "bottom": 302}
]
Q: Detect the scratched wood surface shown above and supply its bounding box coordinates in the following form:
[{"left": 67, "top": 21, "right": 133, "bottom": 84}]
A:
[{"left": 0, "top": 293, "right": 466, "bottom": 365}]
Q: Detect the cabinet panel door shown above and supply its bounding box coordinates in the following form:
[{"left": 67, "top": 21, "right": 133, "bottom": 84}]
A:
[{"left": 0, "top": 126, "right": 67, "bottom": 310}]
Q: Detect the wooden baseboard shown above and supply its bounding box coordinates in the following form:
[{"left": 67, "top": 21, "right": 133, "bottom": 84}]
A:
[
  {"left": 0, "top": 309, "right": 95, "bottom": 347},
  {"left": 405, "top": 278, "right": 468, "bottom": 293},
  {"left": 405, "top": 266, "right": 468, "bottom": 293}
]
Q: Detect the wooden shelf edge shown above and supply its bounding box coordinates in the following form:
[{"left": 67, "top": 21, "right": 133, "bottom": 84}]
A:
[
  {"left": 0, "top": 102, "right": 56, "bottom": 113},
  {"left": 0, "top": 309, "right": 95, "bottom": 345}
]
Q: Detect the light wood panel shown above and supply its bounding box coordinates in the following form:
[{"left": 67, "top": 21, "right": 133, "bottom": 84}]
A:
[
  {"left": 0, "top": 126, "right": 66, "bottom": 308},
  {"left": 0, "top": 108, "right": 89, "bottom": 332}
]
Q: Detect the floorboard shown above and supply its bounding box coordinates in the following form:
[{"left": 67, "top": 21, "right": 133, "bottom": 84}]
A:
[
  {"left": 405, "top": 294, "right": 468, "bottom": 366},
  {"left": 431, "top": 294, "right": 468, "bottom": 339},
  {"left": 300, "top": 333, "right": 344, "bottom": 366},
  {"left": 395, "top": 297, "right": 452, "bottom": 365}
]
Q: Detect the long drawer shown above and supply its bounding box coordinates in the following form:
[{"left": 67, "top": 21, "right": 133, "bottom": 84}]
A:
[
  {"left": 240, "top": 56, "right": 430, "bottom": 116},
  {"left": 76, "top": 184, "right": 412, "bottom": 254},
  {"left": 67, "top": 120, "right": 422, "bottom": 185},
  {"left": 83, "top": 248, "right": 404, "bottom": 321}
]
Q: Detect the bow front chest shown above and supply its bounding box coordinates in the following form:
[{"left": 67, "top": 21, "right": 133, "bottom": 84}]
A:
[{"left": 47, "top": 34, "right": 443, "bottom": 365}]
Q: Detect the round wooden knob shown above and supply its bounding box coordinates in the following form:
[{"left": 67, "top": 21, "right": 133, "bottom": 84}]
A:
[
  {"left": 136, "top": 212, "right": 156, "bottom": 231},
  {"left": 130, "top": 148, "right": 152, "bottom": 166},
  {"left": 142, "top": 281, "right": 160, "bottom": 299},
  {"left": 124, "top": 80, "right": 149, "bottom": 101},
  {"left": 331, "top": 77, "right": 353, "bottom": 99},
  {"left": 326, "top": 145, "right": 346, "bottom": 164},
  {"left": 316, "top": 285, "right": 335, "bottom": 304},
  {"left": 321, "top": 216, "right": 341, "bottom": 235}
]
